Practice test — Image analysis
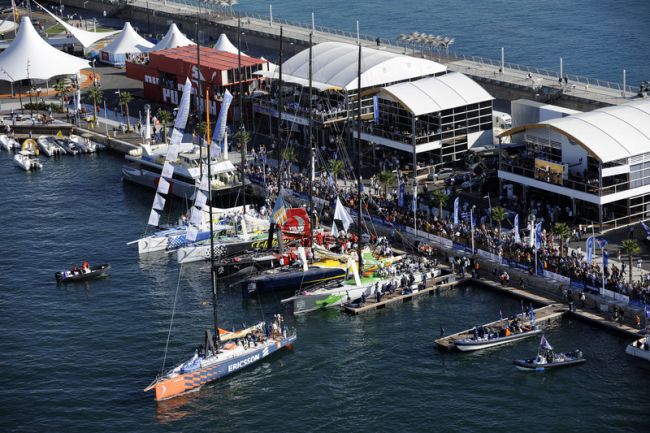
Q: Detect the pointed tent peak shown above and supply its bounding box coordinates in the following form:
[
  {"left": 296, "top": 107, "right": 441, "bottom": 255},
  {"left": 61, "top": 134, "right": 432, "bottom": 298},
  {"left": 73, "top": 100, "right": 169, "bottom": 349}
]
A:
[
  {"left": 31, "top": 0, "right": 119, "bottom": 48},
  {"left": 0, "top": 16, "right": 90, "bottom": 81},
  {"left": 100, "top": 21, "right": 154, "bottom": 65},
  {"left": 213, "top": 33, "right": 248, "bottom": 56},
  {"left": 152, "top": 22, "right": 195, "bottom": 51}
]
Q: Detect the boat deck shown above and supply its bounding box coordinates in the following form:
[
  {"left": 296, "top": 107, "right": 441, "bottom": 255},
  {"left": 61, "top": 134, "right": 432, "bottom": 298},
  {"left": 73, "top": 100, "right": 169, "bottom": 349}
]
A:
[
  {"left": 343, "top": 273, "right": 467, "bottom": 315},
  {"left": 434, "top": 304, "right": 567, "bottom": 351}
]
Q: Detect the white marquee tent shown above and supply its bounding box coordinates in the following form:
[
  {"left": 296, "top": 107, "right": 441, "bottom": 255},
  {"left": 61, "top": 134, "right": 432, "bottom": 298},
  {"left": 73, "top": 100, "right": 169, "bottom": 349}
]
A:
[
  {"left": 0, "top": 16, "right": 90, "bottom": 82},
  {"left": 33, "top": 0, "right": 119, "bottom": 48},
  {"left": 213, "top": 33, "right": 247, "bottom": 56},
  {"left": 151, "top": 23, "right": 195, "bottom": 51},
  {"left": 99, "top": 22, "right": 154, "bottom": 66}
]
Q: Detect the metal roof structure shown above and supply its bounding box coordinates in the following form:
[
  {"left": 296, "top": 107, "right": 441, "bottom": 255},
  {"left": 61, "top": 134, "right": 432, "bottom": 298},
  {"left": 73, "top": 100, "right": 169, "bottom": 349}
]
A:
[
  {"left": 276, "top": 41, "right": 446, "bottom": 91},
  {"left": 378, "top": 72, "right": 493, "bottom": 115},
  {"left": 501, "top": 99, "right": 650, "bottom": 163}
]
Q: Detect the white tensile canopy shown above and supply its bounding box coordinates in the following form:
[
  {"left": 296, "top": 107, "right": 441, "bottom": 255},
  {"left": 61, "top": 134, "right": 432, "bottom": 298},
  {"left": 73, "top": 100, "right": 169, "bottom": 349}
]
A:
[
  {"left": 33, "top": 0, "right": 119, "bottom": 48},
  {"left": 99, "top": 22, "right": 154, "bottom": 66},
  {"left": 151, "top": 23, "right": 195, "bottom": 51},
  {"left": 213, "top": 33, "right": 247, "bottom": 56},
  {"left": 0, "top": 18, "right": 17, "bottom": 34},
  {"left": 0, "top": 17, "right": 90, "bottom": 82}
]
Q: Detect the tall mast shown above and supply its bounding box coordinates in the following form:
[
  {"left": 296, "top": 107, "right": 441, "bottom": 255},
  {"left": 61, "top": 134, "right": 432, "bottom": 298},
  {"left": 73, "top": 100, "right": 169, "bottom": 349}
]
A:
[
  {"left": 195, "top": 23, "right": 203, "bottom": 179},
  {"left": 356, "top": 43, "right": 363, "bottom": 270},
  {"left": 308, "top": 33, "right": 314, "bottom": 250},
  {"left": 205, "top": 88, "right": 219, "bottom": 344},
  {"left": 277, "top": 26, "right": 283, "bottom": 192},
  {"left": 238, "top": 16, "right": 246, "bottom": 212}
]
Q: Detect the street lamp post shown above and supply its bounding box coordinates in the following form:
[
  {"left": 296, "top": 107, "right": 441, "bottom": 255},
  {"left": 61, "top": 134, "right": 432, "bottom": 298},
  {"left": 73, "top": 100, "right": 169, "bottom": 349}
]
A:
[
  {"left": 471, "top": 205, "right": 476, "bottom": 254},
  {"left": 483, "top": 194, "right": 492, "bottom": 226}
]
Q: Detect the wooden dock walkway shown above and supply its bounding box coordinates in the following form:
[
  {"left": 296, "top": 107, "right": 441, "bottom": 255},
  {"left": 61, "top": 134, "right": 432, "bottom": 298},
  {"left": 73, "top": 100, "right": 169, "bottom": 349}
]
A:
[
  {"left": 434, "top": 304, "right": 567, "bottom": 351},
  {"left": 343, "top": 274, "right": 466, "bottom": 315}
]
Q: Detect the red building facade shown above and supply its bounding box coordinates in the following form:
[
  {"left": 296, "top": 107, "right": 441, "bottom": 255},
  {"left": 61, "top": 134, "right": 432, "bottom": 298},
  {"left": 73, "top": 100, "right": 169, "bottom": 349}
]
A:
[{"left": 126, "top": 46, "right": 269, "bottom": 114}]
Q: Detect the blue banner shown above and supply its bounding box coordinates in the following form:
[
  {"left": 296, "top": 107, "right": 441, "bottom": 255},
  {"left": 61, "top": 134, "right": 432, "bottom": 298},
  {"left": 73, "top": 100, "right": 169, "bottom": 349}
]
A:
[
  {"left": 453, "top": 197, "right": 459, "bottom": 225},
  {"left": 603, "top": 249, "right": 608, "bottom": 269},
  {"left": 373, "top": 96, "right": 379, "bottom": 124},
  {"left": 586, "top": 236, "right": 594, "bottom": 263},
  {"left": 535, "top": 222, "right": 542, "bottom": 249},
  {"left": 398, "top": 183, "right": 405, "bottom": 207},
  {"left": 514, "top": 214, "right": 521, "bottom": 243}
]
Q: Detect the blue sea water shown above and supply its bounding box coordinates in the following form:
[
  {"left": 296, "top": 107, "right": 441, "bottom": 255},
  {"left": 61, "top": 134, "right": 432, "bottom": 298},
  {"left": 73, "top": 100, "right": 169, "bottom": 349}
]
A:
[
  {"left": 235, "top": 0, "right": 650, "bottom": 86},
  {"left": 1, "top": 151, "right": 649, "bottom": 432}
]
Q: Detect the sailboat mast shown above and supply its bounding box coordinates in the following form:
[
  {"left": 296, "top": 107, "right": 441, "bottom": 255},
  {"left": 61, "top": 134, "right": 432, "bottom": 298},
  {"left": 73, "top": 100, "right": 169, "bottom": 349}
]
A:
[
  {"left": 308, "top": 33, "right": 314, "bottom": 250},
  {"left": 196, "top": 23, "right": 203, "bottom": 179},
  {"left": 238, "top": 16, "right": 246, "bottom": 212},
  {"left": 277, "top": 26, "right": 283, "bottom": 192},
  {"left": 205, "top": 88, "right": 219, "bottom": 344},
  {"left": 356, "top": 43, "right": 363, "bottom": 270}
]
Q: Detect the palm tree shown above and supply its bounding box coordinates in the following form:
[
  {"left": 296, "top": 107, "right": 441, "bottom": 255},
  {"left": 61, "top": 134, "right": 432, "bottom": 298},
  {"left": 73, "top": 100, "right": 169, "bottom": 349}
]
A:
[
  {"left": 234, "top": 127, "right": 251, "bottom": 160},
  {"left": 620, "top": 239, "right": 640, "bottom": 283},
  {"left": 433, "top": 189, "right": 448, "bottom": 220},
  {"left": 491, "top": 206, "right": 507, "bottom": 239},
  {"left": 54, "top": 81, "right": 69, "bottom": 111},
  {"left": 280, "top": 147, "right": 298, "bottom": 176},
  {"left": 86, "top": 86, "right": 103, "bottom": 124},
  {"left": 553, "top": 222, "right": 571, "bottom": 256},
  {"left": 118, "top": 91, "right": 134, "bottom": 131},
  {"left": 376, "top": 170, "right": 395, "bottom": 197},
  {"left": 329, "top": 159, "right": 345, "bottom": 186},
  {"left": 157, "top": 109, "right": 172, "bottom": 143}
]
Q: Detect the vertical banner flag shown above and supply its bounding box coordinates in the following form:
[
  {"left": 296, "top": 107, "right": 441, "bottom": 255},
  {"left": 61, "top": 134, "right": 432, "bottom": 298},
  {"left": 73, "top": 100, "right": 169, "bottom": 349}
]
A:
[
  {"left": 529, "top": 220, "right": 535, "bottom": 247},
  {"left": 535, "top": 222, "right": 543, "bottom": 249},
  {"left": 212, "top": 90, "right": 234, "bottom": 157},
  {"left": 641, "top": 221, "right": 650, "bottom": 238},
  {"left": 453, "top": 197, "right": 459, "bottom": 225},
  {"left": 585, "top": 236, "right": 594, "bottom": 263},
  {"left": 412, "top": 186, "right": 417, "bottom": 212},
  {"left": 603, "top": 249, "right": 608, "bottom": 269},
  {"left": 513, "top": 214, "right": 520, "bottom": 243},
  {"left": 398, "top": 182, "right": 405, "bottom": 207},
  {"left": 169, "top": 78, "right": 192, "bottom": 146}
]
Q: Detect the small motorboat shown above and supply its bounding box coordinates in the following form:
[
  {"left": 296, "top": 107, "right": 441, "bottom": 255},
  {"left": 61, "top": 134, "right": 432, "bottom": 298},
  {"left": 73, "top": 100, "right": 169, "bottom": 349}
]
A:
[
  {"left": 0, "top": 134, "right": 20, "bottom": 151},
  {"left": 625, "top": 336, "right": 650, "bottom": 362},
  {"left": 13, "top": 151, "right": 43, "bottom": 171},
  {"left": 514, "top": 336, "right": 586, "bottom": 371},
  {"left": 37, "top": 135, "right": 64, "bottom": 157},
  {"left": 55, "top": 264, "right": 111, "bottom": 283},
  {"left": 57, "top": 138, "right": 80, "bottom": 155},
  {"left": 69, "top": 134, "right": 97, "bottom": 153}
]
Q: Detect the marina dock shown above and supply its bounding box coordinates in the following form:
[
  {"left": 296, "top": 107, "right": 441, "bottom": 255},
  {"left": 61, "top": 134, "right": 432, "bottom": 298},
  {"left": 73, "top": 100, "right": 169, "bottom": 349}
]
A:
[
  {"left": 434, "top": 304, "right": 567, "bottom": 351},
  {"left": 343, "top": 273, "right": 467, "bottom": 315}
]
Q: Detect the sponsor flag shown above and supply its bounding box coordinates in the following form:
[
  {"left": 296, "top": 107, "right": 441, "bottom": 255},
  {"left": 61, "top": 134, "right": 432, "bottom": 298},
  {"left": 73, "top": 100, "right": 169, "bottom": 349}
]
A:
[
  {"left": 271, "top": 197, "right": 288, "bottom": 225},
  {"left": 211, "top": 90, "right": 234, "bottom": 156},
  {"left": 334, "top": 197, "right": 354, "bottom": 232},
  {"left": 535, "top": 222, "right": 542, "bottom": 249},
  {"left": 540, "top": 335, "right": 553, "bottom": 351},
  {"left": 603, "top": 249, "right": 608, "bottom": 269},
  {"left": 641, "top": 221, "right": 650, "bottom": 237},
  {"left": 586, "top": 236, "right": 594, "bottom": 263},
  {"left": 453, "top": 197, "right": 459, "bottom": 225},
  {"left": 596, "top": 237, "right": 608, "bottom": 250},
  {"left": 398, "top": 182, "right": 405, "bottom": 207},
  {"left": 514, "top": 214, "right": 521, "bottom": 243}
]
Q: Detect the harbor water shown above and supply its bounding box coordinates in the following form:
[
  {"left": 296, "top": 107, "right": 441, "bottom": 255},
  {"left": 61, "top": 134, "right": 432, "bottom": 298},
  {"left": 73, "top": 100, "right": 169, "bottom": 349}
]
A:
[
  {"left": 235, "top": 0, "right": 650, "bottom": 86},
  {"left": 1, "top": 153, "right": 649, "bottom": 431}
]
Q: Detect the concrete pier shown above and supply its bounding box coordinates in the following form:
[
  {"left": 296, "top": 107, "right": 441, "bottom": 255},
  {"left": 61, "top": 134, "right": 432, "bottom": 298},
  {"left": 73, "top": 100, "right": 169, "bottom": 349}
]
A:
[{"left": 55, "top": 0, "right": 636, "bottom": 111}]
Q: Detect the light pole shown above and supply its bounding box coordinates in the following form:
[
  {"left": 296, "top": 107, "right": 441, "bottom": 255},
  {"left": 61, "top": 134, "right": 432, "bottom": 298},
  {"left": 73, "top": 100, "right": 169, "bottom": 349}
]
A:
[{"left": 471, "top": 205, "right": 476, "bottom": 254}]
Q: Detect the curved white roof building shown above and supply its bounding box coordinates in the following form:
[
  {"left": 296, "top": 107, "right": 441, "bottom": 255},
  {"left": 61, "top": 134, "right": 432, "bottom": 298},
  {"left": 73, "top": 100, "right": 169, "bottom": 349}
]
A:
[{"left": 279, "top": 41, "right": 446, "bottom": 91}]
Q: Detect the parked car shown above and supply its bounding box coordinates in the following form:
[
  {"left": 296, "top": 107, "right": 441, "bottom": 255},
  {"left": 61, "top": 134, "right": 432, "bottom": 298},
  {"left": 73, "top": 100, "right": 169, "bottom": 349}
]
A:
[{"left": 428, "top": 167, "right": 454, "bottom": 181}]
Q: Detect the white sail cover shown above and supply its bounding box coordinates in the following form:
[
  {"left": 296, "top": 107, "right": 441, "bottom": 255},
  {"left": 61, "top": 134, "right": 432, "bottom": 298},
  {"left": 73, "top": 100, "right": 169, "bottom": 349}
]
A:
[
  {"left": 213, "top": 33, "right": 247, "bottom": 56},
  {"left": 0, "top": 16, "right": 90, "bottom": 81},
  {"left": 99, "top": 22, "right": 154, "bottom": 66},
  {"left": 169, "top": 78, "right": 193, "bottom": 145},
  {"left": 152, "top": 23, "right": 195, "bottom": 51},
  {"left": 33, "top": 1, "right": 119, "bottom": 48}
]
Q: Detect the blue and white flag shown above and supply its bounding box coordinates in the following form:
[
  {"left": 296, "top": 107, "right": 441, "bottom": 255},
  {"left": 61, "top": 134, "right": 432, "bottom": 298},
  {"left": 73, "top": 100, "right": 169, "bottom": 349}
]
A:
[
  {"left": 471, "top": 211, "right": 476, "bottom": 230},
  {"left": 535, "top": 222, "right": 543, "bottom": 249},
  {"left": 453, "top": 197, "right": 460, "bottom": 225},
  {"left": 169, "top": 78, "right": 192, "bottom": 146},
  {"left": 514, "top": 214, "right": 521, "bottom": 243},
  {"left": 271, "top": 197, "right": 288, "bottom": 225},
  {"left": 540, "top": 335, "right": 553, "bottom": 351},
  {"left": 645, "top": 305, "right": 650, "bottom": 319},
  {"left": 641, "top": 221, "right": 650, "bottom": 237},
  {"left": 596, "top": 237, "right": 608, "bottom": 250},
  {"left": 398, "top": 182, "right": 405, "bottom": 207},
  {"left": 586, "top": 236, "right": 594, "bottom": 263},
  {"left": 211, "top": 90, "right": 234, "bottom": 156},
  {"left": 412, "top": 187, "right": 417, "bottom": 212},
  {"left": 603, "top": 249, "right": 608, "bottom": 269}
]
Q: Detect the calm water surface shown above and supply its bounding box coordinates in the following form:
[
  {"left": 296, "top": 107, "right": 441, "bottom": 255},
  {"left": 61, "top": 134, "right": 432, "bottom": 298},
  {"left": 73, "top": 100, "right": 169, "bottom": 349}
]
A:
[{"left": 1, "top": 152, "right": 649, "bottom": 431}]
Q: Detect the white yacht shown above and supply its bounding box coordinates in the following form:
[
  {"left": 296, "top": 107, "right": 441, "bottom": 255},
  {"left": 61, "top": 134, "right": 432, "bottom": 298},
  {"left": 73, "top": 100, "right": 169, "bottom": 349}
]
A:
[
  {"left": 626, "top": 336, "right": 650, "bottom": 362},
  {"left": 13, "top": 151, "right": 43, "bottom": 171}
]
